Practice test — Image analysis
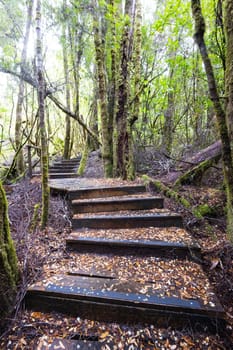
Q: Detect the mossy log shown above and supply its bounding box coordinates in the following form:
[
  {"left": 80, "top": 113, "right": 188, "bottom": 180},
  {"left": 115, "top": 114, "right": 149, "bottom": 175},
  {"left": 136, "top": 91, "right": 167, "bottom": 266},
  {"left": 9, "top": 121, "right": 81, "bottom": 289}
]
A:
[
  {"left": 0, "top": 182, "right": 18, "bottom": 328},
  {"left": 142, "top": 175, "right": 214, "bottom": 220},
  {"left": 174, "top": 154, "right": 221, "bottom": 187},
  {"left": 165, "top": 140, "right": 222, "bottom": 184}
]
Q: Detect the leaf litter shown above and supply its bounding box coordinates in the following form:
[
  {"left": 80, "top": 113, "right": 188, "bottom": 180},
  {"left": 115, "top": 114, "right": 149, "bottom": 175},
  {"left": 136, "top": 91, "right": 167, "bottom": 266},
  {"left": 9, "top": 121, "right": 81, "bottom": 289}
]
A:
[
  {"left": 0, "top": 178, "right": 232, "bottom": 349},
  {"left": 69, "top": 227, "right": 194, "bottom": 244}
]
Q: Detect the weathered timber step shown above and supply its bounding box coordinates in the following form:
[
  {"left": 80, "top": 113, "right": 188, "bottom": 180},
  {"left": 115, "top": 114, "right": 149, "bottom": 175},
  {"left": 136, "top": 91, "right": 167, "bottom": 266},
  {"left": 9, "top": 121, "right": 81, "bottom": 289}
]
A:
[
  {"left": 72, "top": 196, "right": 164, "bottom": 213},
  {"left": 72, "top": 213, "right": 183, "bottom": 229},
  {"left": 66, "top": 236, "right": 201, "bottom": 260},
  {"left": 26, "top": 274, "right": 225, "bottom": 331},
  {"left": 37, "top": 338, "right": 102, "bottom": 350},
  {"left": 49, "top": 173, "right": 79, "bottom": 179},
  {"left": 68, "top": 185, "right": 147, "bottom": 200},
  {"left": 50, "top": 184, "right": 147, "bottom": 198},
  {"left": 58, "top": 157, "right": 81, "bottom": 162},
  {"left": 49, "top": 168, "right": 77, "bottom": 173},
  {"left": 52, "top": 162, "right": 80, "bottom": 167},
  {"left": 50, "top": 164, "right": 78, "bottom": 169}
]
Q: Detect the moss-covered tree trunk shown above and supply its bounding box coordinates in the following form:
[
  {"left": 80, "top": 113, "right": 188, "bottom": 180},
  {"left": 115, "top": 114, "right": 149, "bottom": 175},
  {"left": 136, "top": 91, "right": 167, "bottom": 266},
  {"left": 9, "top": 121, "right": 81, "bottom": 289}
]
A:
[
  {"left": 0, "top": 182, "right": 18, "bottom": 327},
  {"left": 115, "top": 0, "right": 134, "bottom": 180},
  {"left": 15, "top": 0, "right": 34, "bottom": 174},
  {"left": 93, "top": 0, "right": 113, "bottom": 177},
  {"left": 224, "top": 0, "right": 233, "bottom": 240},
  {"left": 162, "top": 69, "right": 174, "bottom": 156},
  {"left": 109, "top": 0, "right": 118, "bottom": 175},
  {"left": 191, "top": 0, "right": 233, "bottom": 241},
  {"left": 130, "top": 0, "right": 142, "bottom": 127},
  {"left": 88, "top": 73, "right": 99, "bottom": 151},
  {"left": 224, "top": 0, "right": 233, "bottom": 142},
  {"left": 62, "top": 14, "right": 71, "bottom": 160},
  {"left": 36, "top": 0, "right": 49, "bottom": 229}
]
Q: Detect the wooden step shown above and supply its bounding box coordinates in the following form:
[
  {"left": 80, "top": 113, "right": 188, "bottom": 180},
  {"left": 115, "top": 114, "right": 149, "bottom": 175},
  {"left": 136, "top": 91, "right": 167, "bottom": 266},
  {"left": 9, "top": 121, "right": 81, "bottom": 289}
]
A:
[
  {"left": 50, "top": 164, "right": 77, "bottom": 169},
  {"left": 26, "top": 274, "right": 225, "bottom": 331},
  {"left": 68, "top": 185, "right": 147, "bottom": 200},
  {"left": 72, "top": 213, "right": 183, "bottom": 229},
  {"left": 50, "top": 185, "right": 146, "bottom": 200},
  {"left": 37, "top": 337, "right": 102, "bottom": 350},
  {"left": 53, "top": 160, "right": 81, "bottom": 166},
  {"left": 49, "top": 168, "right": 77, "bottom": 173},
  {"left": 72, "top": 197, "right": 164, "bottom": 213},
  {"left": 49, "top": 173, "right": 79, "bottom": 179},
  {"left": 66, "top": 236, "right": 201, "bottom": 260}
]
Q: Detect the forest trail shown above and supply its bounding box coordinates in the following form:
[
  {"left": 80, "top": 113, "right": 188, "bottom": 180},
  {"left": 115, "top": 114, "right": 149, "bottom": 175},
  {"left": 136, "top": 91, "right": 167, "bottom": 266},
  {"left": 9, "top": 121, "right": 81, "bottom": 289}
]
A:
[
  {"left": 25, "top": 160, "right": 225, "bottom": 349},
  {"left": 33, "top": 157, "right": 81, "bottom": 179}
]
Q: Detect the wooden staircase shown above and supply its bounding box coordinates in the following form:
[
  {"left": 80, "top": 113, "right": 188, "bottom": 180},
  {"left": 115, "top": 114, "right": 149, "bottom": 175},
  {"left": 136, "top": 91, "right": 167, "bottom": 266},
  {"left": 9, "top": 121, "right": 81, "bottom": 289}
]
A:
[
  {"left": 33, "top": 157, "right": 81, "bottom": 179},
  {"left": 25, "top": 179, "right": 225, "bottom": 349}
]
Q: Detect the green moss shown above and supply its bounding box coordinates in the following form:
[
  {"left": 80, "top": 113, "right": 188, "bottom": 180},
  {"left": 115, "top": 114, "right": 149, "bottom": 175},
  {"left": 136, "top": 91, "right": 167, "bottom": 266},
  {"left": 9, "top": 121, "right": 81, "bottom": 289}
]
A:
[
  {"left": 30, "top": 203, "right": 41, "bottom": 233},
  {"left": 78, "top": 147, "right": 89, "bottom": 176},
  {"left": 194, "top": 204, "right": 214, "bottom": 217},
  {"left": 174, "top": 157, "right": 221, "bottom": 187},
  {"left": 0, "top": 181, "right": 18, "bottom": 321}
]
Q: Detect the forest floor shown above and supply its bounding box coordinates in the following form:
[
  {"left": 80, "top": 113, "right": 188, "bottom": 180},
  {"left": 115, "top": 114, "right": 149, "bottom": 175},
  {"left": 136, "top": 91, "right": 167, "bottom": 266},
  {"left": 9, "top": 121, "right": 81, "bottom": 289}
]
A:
[{"left": 0, "top": 150, "right": 233, "bottom": 349}]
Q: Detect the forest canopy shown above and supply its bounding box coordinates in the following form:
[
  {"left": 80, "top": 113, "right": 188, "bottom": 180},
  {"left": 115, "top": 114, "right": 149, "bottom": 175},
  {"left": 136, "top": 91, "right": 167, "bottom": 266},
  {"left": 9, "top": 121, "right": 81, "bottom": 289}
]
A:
[
  {"left": 0, "top": 0, "right": 222, "bottom": 164},
  {"left": 0, "top": 0, "right": 233, "bottom": 237}
]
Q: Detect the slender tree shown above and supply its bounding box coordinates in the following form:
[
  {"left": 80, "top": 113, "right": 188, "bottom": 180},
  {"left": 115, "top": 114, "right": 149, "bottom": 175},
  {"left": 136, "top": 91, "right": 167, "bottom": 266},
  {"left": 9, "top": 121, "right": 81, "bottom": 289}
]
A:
[
  {"left": 36, "top": 0, "right": 49, "bottom": 228},
  {"left": 191, "top": 0, "right": 233, "bottom": 241},
  {"left": 62, "top": 5, "right": 72, "bottom": 159},
  {"left": 15, "top": 0, "right": 34, "bottom": 174},
  {"left": 0, "top": 181, "right": 18, "bottom": 326},
  {"left": 162, "top": 68, "right": 175, "bottom": 155},
  {"left": 224, "top": 0, "right": 233, "bottom": 142}
]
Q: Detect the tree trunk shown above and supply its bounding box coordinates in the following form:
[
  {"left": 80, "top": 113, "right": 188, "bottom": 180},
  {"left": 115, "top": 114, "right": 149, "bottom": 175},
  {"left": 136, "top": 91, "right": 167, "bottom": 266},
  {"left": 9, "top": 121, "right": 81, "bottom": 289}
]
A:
[
  {"left": 0, "top": 182, "right": 18, "bottom": 327},
  {"left": 225, "top": 0, "right": 233, "bottom": 142},
  {"left": 115, "top": 0, "right": 134, "bottom": 180},
  {"left": 130, "top": 0, "right": 142, "bottom": 127},
  {"left": 93, "top": 0, "right": 113, "bottom": 177},
  {"left": 108, "top": 0, "right": 118, "bottom": 175},
  {"left": 224, "top": 0, "right": 233, "bottom": 240},
  {"left": 36, "top": 0, "right": 49, "bottom": 229},
  {"left": 15, "top": 0, "right": 34, "bottom": 174},
  {"left": 162, "top": 69, "right": 175, "bottom": 155},
  {"left": 191, "top": 0, "right": 233, "bottom": 241},
  {"left": 62, "top": 16, "right": 71, "bottom": 159}
]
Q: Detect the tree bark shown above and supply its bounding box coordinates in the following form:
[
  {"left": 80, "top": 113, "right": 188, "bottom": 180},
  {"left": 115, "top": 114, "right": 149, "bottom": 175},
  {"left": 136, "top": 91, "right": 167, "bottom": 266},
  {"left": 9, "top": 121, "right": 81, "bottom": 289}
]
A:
[
  {"left": 36, "top": 0, "right": 49, "bottom": 229},
  {"left": 62, "top": 14, "right": 71, "bottom": 159},
  {"left": 115, "top": 0, "right": 134, "bottom": 180},
  {"left": 224, "top": 0, "right": 233, "bottom": 240},
  {"left": 224, "top": 0, "right": 233, "bottom": 141},
  {"left": 93, "top": 0, "right": 113, "bottom": 177},
  {"left": 108, "top": 0, "right": 117, "bottom": 175},
  {"left": 162, "top": 68, "right": 175, "bottom": 155},
  {"left": 191, "top": 0, "right": 233, "bottom": 241},
  {"left": 130, "top": 0, "right": 142, "bottom": 127},
  {"left": 15, "top": 0, "right": 34, "bottom": 174},
  {"left": 0, "top": 182, "right": 18, "bottom": 326}
]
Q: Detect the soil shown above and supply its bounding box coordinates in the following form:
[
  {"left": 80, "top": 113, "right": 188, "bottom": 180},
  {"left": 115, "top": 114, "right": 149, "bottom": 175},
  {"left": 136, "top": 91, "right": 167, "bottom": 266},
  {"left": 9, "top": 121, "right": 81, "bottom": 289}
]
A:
[{"left": 0, "top": 150, "right": 233, "bottom": 349}]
